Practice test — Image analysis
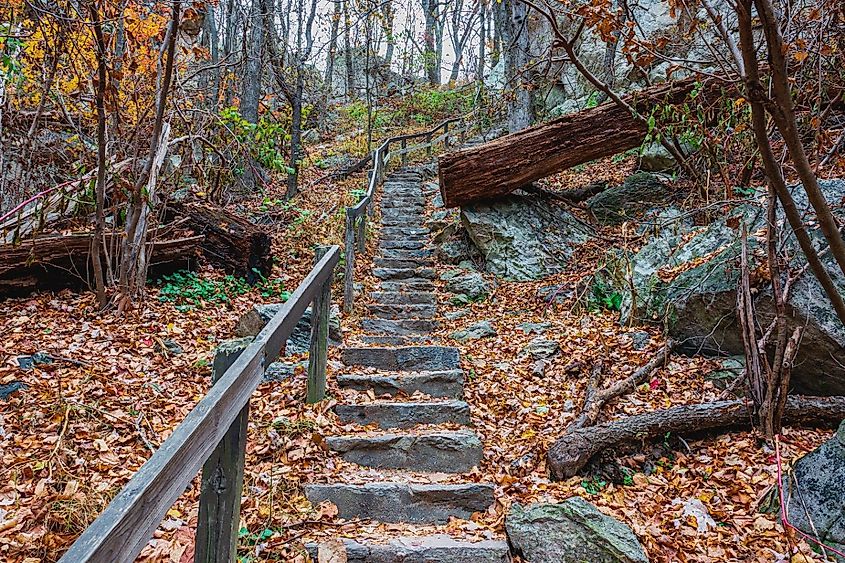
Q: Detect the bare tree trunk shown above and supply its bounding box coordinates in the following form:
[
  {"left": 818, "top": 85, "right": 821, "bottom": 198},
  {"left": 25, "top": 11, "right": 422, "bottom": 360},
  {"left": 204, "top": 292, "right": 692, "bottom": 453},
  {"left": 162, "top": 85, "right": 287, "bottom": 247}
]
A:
[
  {"left": 548, "top": 396, "right": 845, "bottom": 479},
  {"left": 476, "top": 0, "right": 486, "bottom": 83},
  {"left": 222, "top": 0, "right": 238, "bottom": 106},
  {"left": 241, "top": 0, "right": 263, "bottom": 124},
  {"left": 204, "top": 3, "right": 221, "bottom": 111},
  {"left": 325, "top": 0, "right": 341, "bottom": 95},
  {"left": 422, "top": 0, "right": 441, "bottom": 85},
  {"left": 736, "top": 0, "right": 845, "bottom": 329},
  {"left": 343, "top": 0, "right": 355, "bottom": 99},
  {"left": 491, "top": 2, "right": 502, "bottom": 69},
  {"left": 381, "top": 0, "right": 395, "bottom": 66},
  {"left": 500, "top": 0, "right": 533, "bottom": 131},
  {"left": 752, "top": 0, "right": 845, "bottom": 281},
  {"left": 286, "top": 0, "right": 318, "bottom": 198},
  {"left": 448, "top": 0, "right": 477, "bottom": 83},
  {"left": 89, "top": 2, "right": 108, "bottom": 309},
  {"left": 117, "top": 0, "right": 180, "bottom": 307}
]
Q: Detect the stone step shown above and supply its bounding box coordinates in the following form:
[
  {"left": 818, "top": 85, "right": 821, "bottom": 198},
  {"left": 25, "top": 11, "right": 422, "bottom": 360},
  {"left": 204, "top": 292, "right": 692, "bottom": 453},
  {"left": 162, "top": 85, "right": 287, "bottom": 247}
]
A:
[
  {"left": 381, "top": 217, "right": 425, "bottom": 227},
  {"left": 328, "top": 430, "right": 481, "bottom": 472},
  {"left": 381, "top": 187, "right": 423, "bottom": 194},
  {"left": 381, "top": 208, "right": 424, "bottom": 217},
  {"left": 381, "top": 226, "right": 430, "bottom": 238},
  {"left": 370, "top": 291, "right": 437, "bottom": 305},
  {"left": 379, "top": 240, "right": 428, "bottom": 251},
  {"left": 342, "top": 346, "right": 460, "bottom": 371},
  {"left": 305, "top": 536, "right": 511, "bottom": 562},
  {"left": 362, "top": 318, "right": 439, "bottom": 335},
  {"left": 359, "top": 335, "right": 429, "bottom": 346},
  {"left": 358, "top": 334, "right": 432, "bottom": 346},
  {"left": 337, "top": 370, "right": 464, "bottom": 398},
  {"left": 381, "top": 191, "right": 424, "bottom": 200},
  {"left": 381, "top": 200, "right": 424, "bottom": 208},
  {"left": 381, "top": 194, "right": 424, "bottom": 202},
  {"left": 304, "top": 482, "right": 494, "bottom": 524},
  {"left": 381, "top": 206, "right": 424, "bottom": 214},
  {"left": 378, "top": 279, "right": 437, "bottom": 292},
  {"left": 335, "top": 400, "right": 471, "bottom": 429},
  {"left": 374, "top": 258, "right": 434, "bottom": 270},
  {"left": 373, "top": 267, "right": 436, "bottom": 281},
  {"left": 378, "top": 248, "right": 434, "bottom": 260},
  {"left": 367, "top": 303, "right": 437, "bottom": 320}
]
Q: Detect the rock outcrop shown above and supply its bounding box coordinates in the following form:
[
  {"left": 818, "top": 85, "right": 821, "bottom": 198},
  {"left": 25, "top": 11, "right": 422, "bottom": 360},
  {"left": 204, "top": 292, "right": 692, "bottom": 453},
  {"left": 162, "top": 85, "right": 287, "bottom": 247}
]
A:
[
  {"left": 461, "top": 194, "right": 592, "bottom": 281},
  {"left": 587, "top": 173, "right": 669, "bottom": 225},
  {"left": 598, "top": 180, "right": 845, "bottom": 394},
  {"left": 781, "top": 420, "right": 845, "bottom": 559},
  {"left": 506, "top": 498, "right": 649, "bottom": 563}
]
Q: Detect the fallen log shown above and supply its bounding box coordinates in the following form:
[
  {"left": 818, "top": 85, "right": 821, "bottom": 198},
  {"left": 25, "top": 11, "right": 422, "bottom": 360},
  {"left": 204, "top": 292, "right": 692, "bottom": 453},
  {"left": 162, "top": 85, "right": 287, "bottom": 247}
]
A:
[
  {"left": 548, "top": 396, "right": 845, "bottom": 479},
  {"left": 438, "top": 76, "right": 728, "bottom": 208},
  {"left": 0, "top": 232, "right": 203, "bottom": 297},
  {"left": 169, "top": 201, "right": 273, "bottom": 283}
]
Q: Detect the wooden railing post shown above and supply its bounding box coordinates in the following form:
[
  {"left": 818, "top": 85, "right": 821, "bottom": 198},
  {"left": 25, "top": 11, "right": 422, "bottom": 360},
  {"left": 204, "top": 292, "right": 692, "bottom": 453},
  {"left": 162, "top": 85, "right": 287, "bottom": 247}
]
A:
[
  {"left": 195, "top": 339, "right": 252, "bottom": 563},
  {"left": 443, "top": 122, "right": 450, "bottom": 148},
  {"left": 426, "top": 133, "right": 433, "bottom": 157},
  {"left": 401, "top": 138, "right": 408, "bottom": 166},
  {"left": 357, "top": 213, "right": 366, "bottom": 253},
  {"left": 307, "top": 246, "right": 331, "bottom": 403},
  {"left": 343, "top": 210, "right": 356, "bottom": 313}
]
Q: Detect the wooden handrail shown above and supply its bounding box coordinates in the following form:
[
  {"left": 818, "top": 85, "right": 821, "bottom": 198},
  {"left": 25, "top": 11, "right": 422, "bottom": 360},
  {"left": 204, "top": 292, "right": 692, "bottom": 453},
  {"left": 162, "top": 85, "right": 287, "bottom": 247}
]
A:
[
  {"left": 59, "top": 245, "right": 340, "bottom": 563},
  {"left": 342, "top": 115, "right": 475, "bottom": 312}
]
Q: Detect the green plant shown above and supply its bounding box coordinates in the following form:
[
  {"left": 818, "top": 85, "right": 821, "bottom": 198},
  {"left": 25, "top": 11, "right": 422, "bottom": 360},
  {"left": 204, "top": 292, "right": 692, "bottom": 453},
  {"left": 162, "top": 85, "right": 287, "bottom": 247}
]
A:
[
  {"left": 590, "top": 280, "right": 623, "bottom": 312},
  {"left": 155, "top": 270, "right": 289, "bottom": 309},
  {"left": 581, "top": 476, "right": 607, "bottom": 495},
  {"left": 349, "top": 188, "right": 368, "bottom": 201},
  {"left": 219, "top": 106, "right": 294, "bottom": 174}
]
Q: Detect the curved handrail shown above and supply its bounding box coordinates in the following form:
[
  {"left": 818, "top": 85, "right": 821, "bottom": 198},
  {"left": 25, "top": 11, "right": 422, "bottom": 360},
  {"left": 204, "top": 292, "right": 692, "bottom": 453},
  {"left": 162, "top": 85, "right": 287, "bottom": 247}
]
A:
[{"left": 342, "top": 114, "right": 473, "bottom": 312}]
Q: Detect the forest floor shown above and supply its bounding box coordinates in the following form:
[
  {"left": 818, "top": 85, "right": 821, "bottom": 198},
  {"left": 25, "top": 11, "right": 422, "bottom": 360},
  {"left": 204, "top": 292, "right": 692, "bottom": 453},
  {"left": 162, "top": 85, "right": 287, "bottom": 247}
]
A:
[{"left": 0, "top": 146, "right": 835, "bottom": 562}]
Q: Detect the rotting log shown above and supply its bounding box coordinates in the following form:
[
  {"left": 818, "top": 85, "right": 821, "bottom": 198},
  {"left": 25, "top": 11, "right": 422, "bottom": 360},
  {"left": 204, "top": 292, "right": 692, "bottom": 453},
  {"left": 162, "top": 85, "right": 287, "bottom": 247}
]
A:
[
  {"left": 548, "top": 395, "right": 845, "bottom": 480},
  {"left": 438, "top": 76, "right": 728, "bottom": 208},
  {"left": 169, "top": 201, "right": 273, "bottom": 283},
  {"left": 0, "top": 232, "right": 202, "bottom": 298}
]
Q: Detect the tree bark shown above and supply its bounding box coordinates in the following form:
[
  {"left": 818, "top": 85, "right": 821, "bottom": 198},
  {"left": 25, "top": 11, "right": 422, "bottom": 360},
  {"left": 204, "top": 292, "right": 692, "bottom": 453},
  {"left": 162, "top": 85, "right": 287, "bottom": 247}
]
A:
[
  {"left": 343, "top": 0, "right": 355, "bottom": 98},
  {"left": 548, "top": 396, "right": 845, "bottom": 479},
  {"left": 438, "top": 76, "right": 716, "bottom": 208},
  {"left": 325, "top": 0, "right": 341, "bottom": 95},
  {"left": 240, "top": 0, "right": 263, "bottom": 124},
  {"left": 422, "top": 0, "right": 441, "bottom": 85},
  {"left": 118, "top": 0, "right": 180, "bottom": 304},
  {"left": 89, "top": 3, "right": 108, "bottom": 308},
  {"left": 501, "top": 0, "right": 532, "bottom": 132}
]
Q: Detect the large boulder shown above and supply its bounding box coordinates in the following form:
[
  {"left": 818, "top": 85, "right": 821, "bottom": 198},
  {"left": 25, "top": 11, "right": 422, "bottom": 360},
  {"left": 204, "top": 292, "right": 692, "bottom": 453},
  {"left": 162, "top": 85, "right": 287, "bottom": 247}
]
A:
[
  {"left": 599, "top": 180, "right": 845, "bottom": 395},
  {"left": 542, "top": 0, "right": 735, "bottom": 108},
  {"left": 587, "top": 173, "right": 670, "bottom": 225},
  {"left": 506, "top": 498, "right": 649, "bottom": 563},
  {"left": 451, "top": 320, "right": 497, "bottom": 341},
  {"left": 442, "top": 270, "right": 490, "bottom": 301},
  {"left": 781, "top": 420, "right": 845, "bottom": 558},
  {"left": 235, "top": 303, "right": 342, "bottom": 355},
  {"left": 461, "top": 194, "right": 592, "bottom": 281}
]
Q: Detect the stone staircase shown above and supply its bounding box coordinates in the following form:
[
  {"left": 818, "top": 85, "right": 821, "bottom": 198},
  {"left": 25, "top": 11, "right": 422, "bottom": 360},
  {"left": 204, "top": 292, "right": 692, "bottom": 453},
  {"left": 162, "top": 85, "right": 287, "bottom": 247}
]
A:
[{"left": 303, "top": 167, "right": 510, "bottom": 561}]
